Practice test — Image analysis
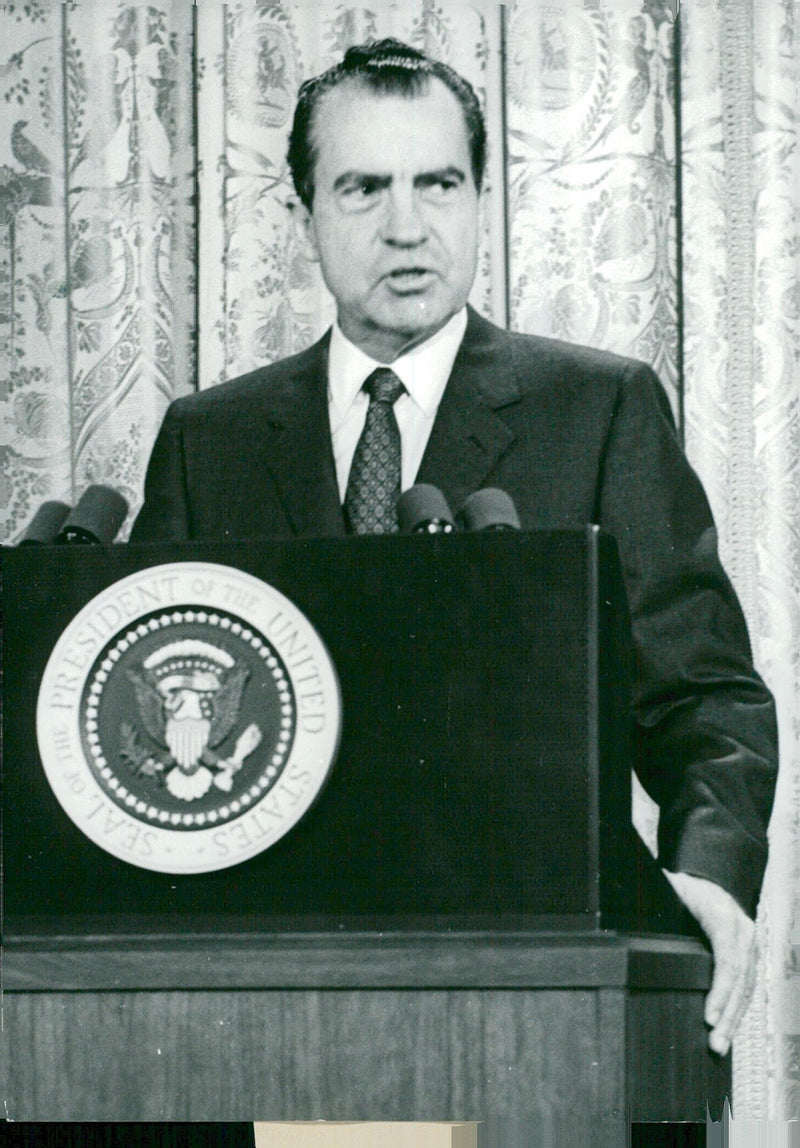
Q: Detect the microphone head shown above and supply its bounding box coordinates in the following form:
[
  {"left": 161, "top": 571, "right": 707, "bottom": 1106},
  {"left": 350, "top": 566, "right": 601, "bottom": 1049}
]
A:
[
  {"left": 397, "top": 484, "right": 456, "bottom": 534},
  {"left": 56, "top": 485, "right": 129, "bottom": 544},
  {"left": 457, "top": 488, "right": 521, "bottom": 532},
  {"left": 19, "top": 500, "right": 71, "bottom": 545}
]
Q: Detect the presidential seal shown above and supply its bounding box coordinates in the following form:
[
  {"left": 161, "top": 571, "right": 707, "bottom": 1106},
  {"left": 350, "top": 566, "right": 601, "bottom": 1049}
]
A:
[{"left": 36, "top": 562, "right": 341, "bottom": 874}]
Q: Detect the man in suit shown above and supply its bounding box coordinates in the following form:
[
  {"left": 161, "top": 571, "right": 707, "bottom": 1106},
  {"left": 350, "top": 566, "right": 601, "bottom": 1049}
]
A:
[{"left": 131, "top": 39, "right": 777, "bottom": 1056}]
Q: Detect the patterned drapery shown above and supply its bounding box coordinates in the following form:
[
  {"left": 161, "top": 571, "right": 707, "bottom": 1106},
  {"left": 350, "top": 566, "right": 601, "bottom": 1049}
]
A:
[
  {"left": 680, "top": 0, "right": 800, "bottom": 1119},
  {"left": 1, "top": 0, "right": 196, "bottom": 540},
  {"left": 1, "top": 0, "right": 797, "bottom": 1119},
  {"left": 505, "top": 0, "right": 678, "bottom": 403}
]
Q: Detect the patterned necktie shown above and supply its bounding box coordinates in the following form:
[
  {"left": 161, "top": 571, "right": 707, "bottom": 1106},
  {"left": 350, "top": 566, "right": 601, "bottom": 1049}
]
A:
[{"left": 344, "top": 367, "right": 406, "bottom": 534}]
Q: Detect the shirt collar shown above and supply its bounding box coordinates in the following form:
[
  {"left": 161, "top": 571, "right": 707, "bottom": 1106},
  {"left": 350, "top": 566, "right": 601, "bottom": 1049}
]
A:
[{"left": 328, "top": 308, "right": 468, "bottom": 429}]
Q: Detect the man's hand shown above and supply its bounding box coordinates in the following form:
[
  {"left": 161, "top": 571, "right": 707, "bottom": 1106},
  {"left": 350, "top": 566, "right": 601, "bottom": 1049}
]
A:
[{"left": 664, "top": 870, "right": 756, "bottom": 1056}]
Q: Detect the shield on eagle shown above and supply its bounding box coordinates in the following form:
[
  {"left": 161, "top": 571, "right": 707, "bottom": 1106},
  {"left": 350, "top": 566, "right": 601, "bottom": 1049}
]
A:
[{"left": 127, "top": 639, "right": 255, "bottom": 800}]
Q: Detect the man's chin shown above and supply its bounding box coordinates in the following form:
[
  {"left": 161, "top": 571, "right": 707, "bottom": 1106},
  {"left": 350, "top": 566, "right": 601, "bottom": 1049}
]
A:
[
  {"left": 339, "top": 296, "right": 463, "bottom": 359},
  {"left": 374, "top": 299, "right": 457, "bottom": 348}
]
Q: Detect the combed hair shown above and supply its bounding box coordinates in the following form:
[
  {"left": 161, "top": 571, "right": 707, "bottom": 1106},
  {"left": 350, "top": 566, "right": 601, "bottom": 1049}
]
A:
[{"left": 287, "top": 38, "right": 487, "bottom": 209}]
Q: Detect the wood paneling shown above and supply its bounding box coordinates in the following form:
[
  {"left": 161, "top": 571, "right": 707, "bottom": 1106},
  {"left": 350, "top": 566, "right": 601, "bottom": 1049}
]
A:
[
  {"left": 627, "top": 989, "right": 731, "bottom": 1121},
  {"left": 1, "top": 936, "right": 727, "bottom": 1129},
  {"left": 3, "top": 989, "right": 623, "bottom": 1122}
]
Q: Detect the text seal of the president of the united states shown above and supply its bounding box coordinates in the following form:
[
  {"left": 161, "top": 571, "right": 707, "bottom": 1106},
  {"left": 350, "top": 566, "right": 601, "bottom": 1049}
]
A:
[{"left": 36, "top": 562, "right": 341, "bottom": 874}]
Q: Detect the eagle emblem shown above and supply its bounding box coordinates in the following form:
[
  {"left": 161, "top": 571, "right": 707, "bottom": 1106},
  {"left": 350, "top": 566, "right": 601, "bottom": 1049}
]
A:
[{"left": 126, "top": 639, "right": 262, "bottom": 801}]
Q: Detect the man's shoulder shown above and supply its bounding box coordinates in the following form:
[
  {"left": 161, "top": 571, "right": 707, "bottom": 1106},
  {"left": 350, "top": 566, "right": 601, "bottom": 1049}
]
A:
[
  {"left": 469, "top": 308, "right": 653, "bottom": 385},
  {"left": 167, "top": 334, "right": 330, "bottom": 419},
  {"left": 464, "top": 309, "right": 665, "bottom": 424},
  {"left": 514, "top": 331, "right": 650, "bottom": 382}
]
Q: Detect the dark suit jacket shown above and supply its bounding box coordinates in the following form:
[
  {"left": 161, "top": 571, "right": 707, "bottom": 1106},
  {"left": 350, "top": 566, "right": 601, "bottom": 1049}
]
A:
[{"left": 131, "top": 307, "right": 777, "bottom": 916}]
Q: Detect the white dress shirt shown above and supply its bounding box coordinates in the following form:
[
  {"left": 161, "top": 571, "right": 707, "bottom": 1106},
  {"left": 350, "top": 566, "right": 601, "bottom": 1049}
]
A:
[{"left": 327, "top": 308, "right": 468, "bottom": 500}]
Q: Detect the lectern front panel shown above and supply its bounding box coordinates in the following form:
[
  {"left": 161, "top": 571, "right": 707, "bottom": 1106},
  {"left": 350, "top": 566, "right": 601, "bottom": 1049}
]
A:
[{"left": 3, "top": 531, "right": 643, "bottom": 933}]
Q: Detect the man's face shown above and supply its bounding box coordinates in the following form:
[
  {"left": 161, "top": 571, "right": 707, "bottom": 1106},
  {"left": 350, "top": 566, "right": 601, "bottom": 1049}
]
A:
[{"left": 293, "top": 78, "right": 481, "bottom": 362}]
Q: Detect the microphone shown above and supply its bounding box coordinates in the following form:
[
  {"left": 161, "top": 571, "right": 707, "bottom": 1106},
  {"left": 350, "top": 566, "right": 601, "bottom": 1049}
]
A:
[
  {"left": 397, "top": 484, "right": 456, "bottom": 534},
  {"left": 457, "top": 488, "right": 521, "bottom": 532},
  {"left": 19, "top": 500, "right": 71, "bottom": 545},
  {"left": 56, "top": 485, "right": 129, "bottom": 544}
]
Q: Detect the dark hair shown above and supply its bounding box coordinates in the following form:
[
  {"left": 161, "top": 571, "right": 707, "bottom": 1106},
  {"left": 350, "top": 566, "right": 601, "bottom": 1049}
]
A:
[{"left": 287, "top": 38, "right": 487, "bottom": 209}]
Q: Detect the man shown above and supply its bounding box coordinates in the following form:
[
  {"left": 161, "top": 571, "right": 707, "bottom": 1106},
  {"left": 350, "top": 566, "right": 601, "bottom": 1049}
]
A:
[{"left": 131, "top": 39, "right": 777, "bottom": 1057}]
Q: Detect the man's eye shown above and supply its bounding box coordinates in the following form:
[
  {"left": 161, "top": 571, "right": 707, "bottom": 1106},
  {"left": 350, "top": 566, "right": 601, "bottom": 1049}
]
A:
[
  {"left": 340, "top": 180, "right": 384, "bottom": 210},
  {"left": 422, "top": 177, "right": 460, "bottom": 198},
  {"left": 344, "top": 180, "right": 380, "bottom": 198}
]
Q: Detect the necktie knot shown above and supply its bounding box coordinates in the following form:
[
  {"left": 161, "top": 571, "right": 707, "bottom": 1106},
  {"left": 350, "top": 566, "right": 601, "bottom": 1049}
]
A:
[{"left": 365, "top": 367, "right": 405, "bottom": 406}]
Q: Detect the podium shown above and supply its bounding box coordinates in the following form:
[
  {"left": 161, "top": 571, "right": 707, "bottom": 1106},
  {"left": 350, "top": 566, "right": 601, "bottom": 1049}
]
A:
[{"left": 1, "top": 531, "right": 729, "bottom": 1133}]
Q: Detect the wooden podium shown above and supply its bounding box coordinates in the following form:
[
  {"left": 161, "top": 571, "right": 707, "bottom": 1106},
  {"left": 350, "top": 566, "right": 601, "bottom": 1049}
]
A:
[{"left": 1, "top": 532, "right": 730, "bottom": 1134}]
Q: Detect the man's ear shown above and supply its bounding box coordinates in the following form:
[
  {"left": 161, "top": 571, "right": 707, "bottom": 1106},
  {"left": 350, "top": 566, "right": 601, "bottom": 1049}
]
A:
[{"left": 288, "top": 196, "right": 320, "bottom": 263}]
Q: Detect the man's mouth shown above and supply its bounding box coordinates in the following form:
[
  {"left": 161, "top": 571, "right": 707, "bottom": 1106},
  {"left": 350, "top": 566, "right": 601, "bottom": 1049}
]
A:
[{"left": 385, "top": 268, "right": 437, "bottom": 292}]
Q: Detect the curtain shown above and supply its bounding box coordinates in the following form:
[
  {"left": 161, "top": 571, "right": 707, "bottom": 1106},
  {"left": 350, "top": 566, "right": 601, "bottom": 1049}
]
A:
[
  {"left": 1, "top": 0, "right": 797, "bottom": 1120},
  {"left": 1, "top": 0, "right": 196, "bottom": 540},
  {"left": 680, "top": 0, "right": 800, "bottom": 1120},
  {"left": 505, "top": 0, "right": 678, "bottom": 400}
]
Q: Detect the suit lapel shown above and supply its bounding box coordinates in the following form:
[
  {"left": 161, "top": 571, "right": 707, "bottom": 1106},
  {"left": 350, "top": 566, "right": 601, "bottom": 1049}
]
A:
[
  {"left": 256, "top": 333, "right": 346, "bottom": 537},
  {"left": 416, "top": 307, "right": 519, "bottom": 513},
  {"left": 254, "top": 308, "right": 519, "bottom": 536}
]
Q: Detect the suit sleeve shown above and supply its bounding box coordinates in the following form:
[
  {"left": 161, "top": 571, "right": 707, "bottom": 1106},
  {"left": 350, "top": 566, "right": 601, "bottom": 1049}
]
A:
[
  {"left": 598, "top": 362, "right": 777, "bottom": 918},
  {"left": 129, "top": 403, "right": 193, "bottom": 543}
]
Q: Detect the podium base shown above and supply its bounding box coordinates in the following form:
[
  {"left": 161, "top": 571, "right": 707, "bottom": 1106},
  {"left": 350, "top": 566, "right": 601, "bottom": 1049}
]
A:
[{"left": 2, "top": 931, "right": 729, "bottom": 1129}]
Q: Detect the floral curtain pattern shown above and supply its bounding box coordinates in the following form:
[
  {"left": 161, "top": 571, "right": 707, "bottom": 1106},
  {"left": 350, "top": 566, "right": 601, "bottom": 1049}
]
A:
[
  {"left": 680, "top": 0, "right": 800, "bottom": 1121},
  {"left": 505, "top": 0, "right": 679, "bottom": 408},
  {"left": 2, "top": 1, "right": 69, "bottom": 539},
  {"left": 1, "top": 0, "right": 195, "bottom": 542},
  {"left": 1, "top": 0, "right": 798, "bottom": 1120}
]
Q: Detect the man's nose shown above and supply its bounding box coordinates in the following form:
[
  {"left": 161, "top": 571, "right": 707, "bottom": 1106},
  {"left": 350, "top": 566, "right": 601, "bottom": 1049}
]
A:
[{"left": 381, "top": 188, "right": 428, "bottom": 245}]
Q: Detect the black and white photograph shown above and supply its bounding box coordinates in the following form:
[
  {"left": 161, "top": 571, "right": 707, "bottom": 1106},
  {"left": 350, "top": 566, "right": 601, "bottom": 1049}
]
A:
[{"left": 1, "top": 0, "right": 798, "bottom": 1142}]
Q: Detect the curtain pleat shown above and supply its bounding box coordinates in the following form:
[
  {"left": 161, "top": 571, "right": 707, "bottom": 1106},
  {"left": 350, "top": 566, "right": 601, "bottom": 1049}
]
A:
[{"left": 680, "top": 0, "right": 800, "bottom": 1118}]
